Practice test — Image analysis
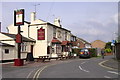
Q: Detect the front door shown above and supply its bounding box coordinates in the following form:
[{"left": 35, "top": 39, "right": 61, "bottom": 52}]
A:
[{"left": 31, "top": 45, "right": 34, "bottom": 54}]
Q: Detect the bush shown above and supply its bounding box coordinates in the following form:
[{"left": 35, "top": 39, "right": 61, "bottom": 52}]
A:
[
  {"left": 72, "top": 48, "right": 81, "bottom": 56},
  {"left": 105, "top": 48, "right": 112, "bottom": 53},
  {"left": 88, "top": 48, "right": 97, "bottom": 57}
]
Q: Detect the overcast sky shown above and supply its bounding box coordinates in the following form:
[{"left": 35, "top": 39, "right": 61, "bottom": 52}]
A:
[{"left": 1, "top": 1, "right": 118, "bottom": 43}]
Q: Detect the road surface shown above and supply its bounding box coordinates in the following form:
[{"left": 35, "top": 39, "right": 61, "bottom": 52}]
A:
[{"left": 2, "top": 55, "right": 119, "bottom": 79}]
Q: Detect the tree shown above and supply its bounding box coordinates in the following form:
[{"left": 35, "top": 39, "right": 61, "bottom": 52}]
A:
[{"left": 105, "top": 42, "right": 112, "bottom": 49}]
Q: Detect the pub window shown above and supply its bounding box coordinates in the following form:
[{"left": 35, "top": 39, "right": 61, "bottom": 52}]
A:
[
  {"left": 65, "top": 32, "right": 67, "bottom": 40},
  {"left": 5, "top": 49, "right": 9, "bottom": 54},
  {"left": 53, "top": 28, "right": 56, "bottom": 38},
  {"left": 57, "top": 30, "right": 61, "bottom": 38},
  {"left": 21, "top": 43, "right": 27, "bottom": 52},
  {"left": 52, "top": 48, "right": 54, "bottom": 53}
]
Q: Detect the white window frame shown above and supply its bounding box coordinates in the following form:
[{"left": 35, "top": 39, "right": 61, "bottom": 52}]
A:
[{"left": 21, "top": 42, "right": 27, "bottom": 52}]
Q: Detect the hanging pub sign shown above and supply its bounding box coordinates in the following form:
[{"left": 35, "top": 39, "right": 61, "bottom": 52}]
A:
[
  {"left": 16, "top": 34, "right": 22, "bottom": 43},
  {"left": 38, "top": 27, "right": 45, "bottom": 40},
  {"left": 14, "top": 9, "right": 24, "bottom": 26}
]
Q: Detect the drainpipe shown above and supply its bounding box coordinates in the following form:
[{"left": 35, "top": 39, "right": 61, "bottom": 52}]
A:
[{"left": 28, "top": 25, "right": 30, "bottom": 38}]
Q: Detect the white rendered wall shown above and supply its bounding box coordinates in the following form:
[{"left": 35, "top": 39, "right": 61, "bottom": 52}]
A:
[{"left": 29, "top": 24, "right": 48, "bottom": 58}]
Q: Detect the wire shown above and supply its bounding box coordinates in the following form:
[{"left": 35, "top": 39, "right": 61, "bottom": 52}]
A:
[{"left": 46, "top": 2, "right": 55, "bottom": 22}]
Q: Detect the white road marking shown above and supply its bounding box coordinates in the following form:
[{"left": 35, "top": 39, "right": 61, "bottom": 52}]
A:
[
  {"left": 104, "top": 76, "right": 111, "bottom": 78},
  {"left": 99, "top": 60, "right": 117, "bottom": 70},
  {"left": 36, "top": 66, "right": 48, "bottom": 79},
  {"left": 34, "top": 64, "right": 56, "bottom": 79},
  {"left": 26, "top": 68, "right": 36, "bottom": 79},
  {"left": 33, "top": 67, "right": 44, "bottom": 80},
  {"left": 79, "top": 66, "right": 89, "bottom": 73},
  {"left": 81, "top": 62, "right": 86, "bottom": 64},
  {"left": 80, "top": 59, "right": 90, "bottom": 60},
  {"left": 108, "top": 71, "right": 119, "bottom": 75}
]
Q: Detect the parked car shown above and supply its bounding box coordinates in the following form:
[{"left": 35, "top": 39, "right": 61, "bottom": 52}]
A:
[{"left": 79, "top": 48, "right": 91, "bottom": 58}]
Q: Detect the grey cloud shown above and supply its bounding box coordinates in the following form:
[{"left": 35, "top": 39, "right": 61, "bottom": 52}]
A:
[{"left": 69, "top": 14, "right": 118, "bottom": 42}]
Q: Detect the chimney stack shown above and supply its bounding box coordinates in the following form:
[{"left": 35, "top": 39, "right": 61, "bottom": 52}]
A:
[
  {"left": 31, "top": 12, "right": 36, "bottom": 22},
  {"left": 54, "top": 18, "right": 62, "bottom": 27}
]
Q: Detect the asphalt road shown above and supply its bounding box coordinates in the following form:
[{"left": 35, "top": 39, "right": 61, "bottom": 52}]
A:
[
  {"left": 39, "top": 56, "right": 118, "bottom": 78},
  {"left": 2, "top": 55, "right": 119, "bottom": 79}
]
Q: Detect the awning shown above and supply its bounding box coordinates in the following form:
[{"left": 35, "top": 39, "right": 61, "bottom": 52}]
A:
[
  {"left": 51, "top": 38, "right": 61, "bottom": 44},
  {"left": 61, "top": 41, "right": 72, "bottom": 45}
]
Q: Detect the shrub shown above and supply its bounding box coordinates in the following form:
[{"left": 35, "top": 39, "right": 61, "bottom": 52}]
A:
[
  {"left": 105, "top": 48, "right": 112, "bottom": 53},
  {"left": 88, "top": 48, "right": 97, "bottom": 57}
]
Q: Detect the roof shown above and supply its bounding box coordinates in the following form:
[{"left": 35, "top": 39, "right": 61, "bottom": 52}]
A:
[
  {"left": 71, "top": 34, "right": 77, "bottom": 37},
  {"left": 91, "top": 40, "right": 106, "bottom": 49},
  {"left": 77, "top": 37, "right": 90, "bottom": 44},
  {"left": 47, "top": 22, "right": 71, "bottom": 32},
  {"left": 29, "top": 22, "right": 71, "bottom": 32},
  {"left": 0, "top": 32, "right": 36, "bottom": 42},
  {"left": 51, "top": 38, "right": 61, "bottom": 44},
  {"left": 91, "top": 40, "right": 105, "bottom": 44},
  {"left": 0, "top": 42, "right": 14, "bottom": 47},
  {"left": 38, "top": 19, "right": 71, "bottom": 32}
]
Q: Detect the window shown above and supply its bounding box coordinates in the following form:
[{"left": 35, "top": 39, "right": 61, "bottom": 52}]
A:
[
  {"left": 77, "top": 43, "right": 80, "bottom": 46},
  {"left": 21, "top": 42, "right": 27, "bottom": 52},
  {"left": 53, "top": 28, "right": 56, "bottom": 38},
  {"left": 65, "top": 32, "right": 67, "bottom": 40},
  {"left": 52, "top": 48, "right": 54, "bottom": 53},
  {"left": 57, "top": 30, "right": 61, "bottom": 38},
  {"left": 5, "top": 49, "right": 9, "bottom": 54}
]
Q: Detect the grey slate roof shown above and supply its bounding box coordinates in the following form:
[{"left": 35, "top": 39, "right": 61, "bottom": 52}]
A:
[
  {"left": 1, "top": 32, "right": 36, "bottom": 42},
  {"left": 0, "top": 42, "right": 14, "bottom": 47}
]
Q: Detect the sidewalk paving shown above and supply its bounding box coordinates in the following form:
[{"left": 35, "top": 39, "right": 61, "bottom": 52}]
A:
[
  {"left": 102, "top": 58, "right": 119, "bottom": 70},
  {"left": 2, "top": 58, "right": 78, "bottom": 67}
]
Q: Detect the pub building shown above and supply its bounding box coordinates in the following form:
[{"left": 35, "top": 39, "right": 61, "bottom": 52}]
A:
[{"left": 0, "top": 12, "right": 72, "bottom": 62}]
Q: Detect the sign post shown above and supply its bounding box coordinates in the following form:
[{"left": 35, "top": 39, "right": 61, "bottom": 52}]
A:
[
  {"left": 111, "top": 40, "right": 116, "bottom": 59},
  {"left": 14, "top": 9, "right": 24, "bottom": 66}
]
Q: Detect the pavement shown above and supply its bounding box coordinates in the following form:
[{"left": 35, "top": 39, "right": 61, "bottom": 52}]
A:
[{"left": 101, "top": 57, "right": 119, "bottom": 70}]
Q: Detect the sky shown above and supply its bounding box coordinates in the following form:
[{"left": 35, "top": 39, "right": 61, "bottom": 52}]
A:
[{"left": 1, "top": 1, "right": 118, "bottom": 43}]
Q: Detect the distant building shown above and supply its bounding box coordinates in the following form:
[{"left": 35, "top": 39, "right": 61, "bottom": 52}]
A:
[
  {"left": 71, "top": 35, "right": 91, "bottom": 49},
  {"left": 91, "top": 40, "right": 106, "bottom": 55},
  {"left": 91, "top": 40, "right": 106, "bottom": 49},
  {"left": 76, "top": 37, "right": 91, "bottom": 49}
]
